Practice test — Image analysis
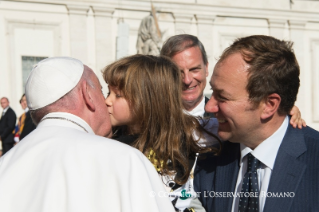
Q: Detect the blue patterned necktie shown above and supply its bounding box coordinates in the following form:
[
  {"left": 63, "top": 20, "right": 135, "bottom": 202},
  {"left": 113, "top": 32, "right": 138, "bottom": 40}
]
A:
[{"left": 238, "top": 153, "right": 260, "bottom": 212}]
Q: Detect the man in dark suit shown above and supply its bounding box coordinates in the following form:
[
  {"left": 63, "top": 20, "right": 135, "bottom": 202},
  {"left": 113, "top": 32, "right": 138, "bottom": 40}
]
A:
[
  {"left": 194, "top": 35, "right": 319, "bottom": 212},
  {"left": 0, "top": 97, "right": 17, "bottom": 155},
  {"left": 161, "top": 34, "right": 213, "bottom": 118}
]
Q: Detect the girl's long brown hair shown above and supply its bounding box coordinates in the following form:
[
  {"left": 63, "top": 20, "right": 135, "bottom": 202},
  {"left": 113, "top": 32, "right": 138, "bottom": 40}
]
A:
[{"left": 103, "top": 54, "right": 220, "bottom": 185}]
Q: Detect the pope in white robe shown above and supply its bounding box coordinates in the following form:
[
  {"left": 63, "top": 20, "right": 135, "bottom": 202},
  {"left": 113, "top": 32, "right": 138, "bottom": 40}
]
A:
[
  {"left": 0, "top": 56, "right": 174, "bottom": 212},
  {"left": 0, "top": 112, "right": 174, "bottom": 212}
]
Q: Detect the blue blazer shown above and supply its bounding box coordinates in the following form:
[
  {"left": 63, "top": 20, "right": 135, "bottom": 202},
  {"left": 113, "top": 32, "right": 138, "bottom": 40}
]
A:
[{"left": 194, "top": 124, "right": 319, "bottom": 212}]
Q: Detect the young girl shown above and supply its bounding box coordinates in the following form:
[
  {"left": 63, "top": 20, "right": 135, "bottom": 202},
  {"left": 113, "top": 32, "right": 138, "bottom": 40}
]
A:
[{"left": 103, "top": 54, "right": 219, "bottom": 211}]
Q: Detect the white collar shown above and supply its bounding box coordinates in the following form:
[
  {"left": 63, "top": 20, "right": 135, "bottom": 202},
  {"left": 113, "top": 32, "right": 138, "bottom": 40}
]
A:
[
  {"left": 2, "top": 106, "right": 9, "bottom": 114},
  {"left": 39, "top": 112, "right": 95, "bottom": 134},
  {"left": 240, "top": 116, "right": 289, "bottom": 170},
  {"left": 24, "top": 107, "right": 29, "bottom": 113},
  {"left": 184, "top": 96, "right": 205, "bottom": 117}
]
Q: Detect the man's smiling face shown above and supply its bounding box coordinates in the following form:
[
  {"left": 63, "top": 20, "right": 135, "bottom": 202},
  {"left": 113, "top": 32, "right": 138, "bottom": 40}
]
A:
[
  {"left": 171, "top": 46, "right": 208, "bottom": 111},
  {"left": 205, "top": 52, "right": 263, "bottom": 144}
]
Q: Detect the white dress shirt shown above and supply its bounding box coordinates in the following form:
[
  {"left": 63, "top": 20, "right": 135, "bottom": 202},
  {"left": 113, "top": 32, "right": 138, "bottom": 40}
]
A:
[
  {"left": 184, "top": 96, "right": 206, "bottom": 117},
  {"left": 1, "top": 106, "right": 9, "bottom": 116},
  {"left": 232, "top": 116, "right": 289, "bottom": 212}
]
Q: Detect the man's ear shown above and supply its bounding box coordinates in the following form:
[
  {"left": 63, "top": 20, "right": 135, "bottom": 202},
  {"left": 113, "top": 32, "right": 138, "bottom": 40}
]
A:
[
  {"left": 261, "top": 93, "right": 281, "bottom": 120},
  {"left": 81, "top": 80, "right": 96, "bottom": 112}
]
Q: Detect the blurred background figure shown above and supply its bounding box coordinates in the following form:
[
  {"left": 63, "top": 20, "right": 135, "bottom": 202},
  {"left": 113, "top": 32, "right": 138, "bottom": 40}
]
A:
[
  {"left": 13, "top": 94, "right": 36, "bottom": 145},
  {"left": 0, "top": 97, "right": 17, "bottom": 156}
]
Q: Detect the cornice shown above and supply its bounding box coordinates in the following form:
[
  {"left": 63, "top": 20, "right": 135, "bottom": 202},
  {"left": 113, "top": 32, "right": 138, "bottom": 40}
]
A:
[
  {"left": 2, "top": 0, "right": 319, "bottom": 23},
  {"left": 92, "top": 6, "right": 114, "bottom": 17},
  {"left": 66, "top": 4, "right": 90, "bottom": 15},
  {"left": 289, "top": 20, "right": 307, "bottom": 30}
]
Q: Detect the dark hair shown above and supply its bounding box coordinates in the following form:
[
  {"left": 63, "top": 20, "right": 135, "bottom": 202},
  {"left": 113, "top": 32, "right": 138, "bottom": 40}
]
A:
[
  {"left": 160, "top": 34, "right": 208, "bottom": 65},
  {"left": 19, "top": 94, "right": 25, "bottom": 104},
  {"left": 103, "top": 54, "right": 219, "bottom": 184},
  {"left": 219, "top": 35, "right": 300, "bottom": 115}
]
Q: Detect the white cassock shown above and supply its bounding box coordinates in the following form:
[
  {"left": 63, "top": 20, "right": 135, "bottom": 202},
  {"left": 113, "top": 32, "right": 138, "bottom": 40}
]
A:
[{"left": 0, "top": 112, "right": 174, "bottom": 212}]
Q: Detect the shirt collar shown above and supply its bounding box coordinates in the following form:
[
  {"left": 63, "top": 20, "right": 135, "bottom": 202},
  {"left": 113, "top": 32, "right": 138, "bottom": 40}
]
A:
[
  {"left": 184, "top": 96, "right": 205, "bottom": 117},
  {"left": 24, "top": 107, "right": 29, "bottom": 113},
  {"left": 239, "top": 116, "right": 289, "bottom": 170},
  {"left": 39, "top": 112, "right": 95, "bottom": 134},
  {"left": 2, "top": 106, "right": 9, "bottom": 114}
]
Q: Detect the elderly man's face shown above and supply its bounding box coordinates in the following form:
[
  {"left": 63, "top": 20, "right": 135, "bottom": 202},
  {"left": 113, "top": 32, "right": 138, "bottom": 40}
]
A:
[
  {"left": 1, "top": 98, "right": 9, "bottom": 109},
  {"left": 86, "top": 67, "right": 112, "bottom": 137},
  {"left": 171, "top": 46, "right": 208, "bottom": 111},
  {"left": 205, "top": 53, "right": 263, "bottom": 144}
]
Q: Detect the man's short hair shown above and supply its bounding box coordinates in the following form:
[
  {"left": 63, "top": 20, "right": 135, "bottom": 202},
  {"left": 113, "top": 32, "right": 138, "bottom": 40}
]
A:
[
  {"left": 160, "top": 34, "right": 208, "bottom": 65},
  {"left": 19, "top": 94, "right": 25, "bottom": 104},
  {"left": 219, "top": 35, "right": 300, "bottom": 115}
]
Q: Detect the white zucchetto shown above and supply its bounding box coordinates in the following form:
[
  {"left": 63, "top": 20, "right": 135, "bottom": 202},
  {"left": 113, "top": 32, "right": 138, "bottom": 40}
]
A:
[{"left": 25, "top": 57, "right": 84, "bottom": 110}]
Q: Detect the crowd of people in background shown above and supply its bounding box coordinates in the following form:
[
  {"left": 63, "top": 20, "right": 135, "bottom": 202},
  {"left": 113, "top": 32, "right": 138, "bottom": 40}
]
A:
[
  {"left": 0, "top": 34, "right": 318, "bottom": 212},
  {"left": 0, "top": 95, "right": 36, "bottom": 156}
]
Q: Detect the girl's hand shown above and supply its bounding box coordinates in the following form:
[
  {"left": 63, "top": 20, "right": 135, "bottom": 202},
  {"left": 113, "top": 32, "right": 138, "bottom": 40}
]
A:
[{"left": 289, "top": 106, "right": 306, "bottom": 129}]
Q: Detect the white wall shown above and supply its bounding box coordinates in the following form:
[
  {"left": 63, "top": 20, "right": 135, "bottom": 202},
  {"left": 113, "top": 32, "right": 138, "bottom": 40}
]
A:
[
  {"left": 0, "top": 0, "right": 318, "bottom": 129},
  {"left": 0, "top": 1, "right": 69, "bottom": 115}
]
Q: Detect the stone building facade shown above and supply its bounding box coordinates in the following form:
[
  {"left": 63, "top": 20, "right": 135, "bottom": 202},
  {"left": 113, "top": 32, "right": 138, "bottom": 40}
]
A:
[{"left": 0, "top": 0, "right": 318, "bottom": 129}]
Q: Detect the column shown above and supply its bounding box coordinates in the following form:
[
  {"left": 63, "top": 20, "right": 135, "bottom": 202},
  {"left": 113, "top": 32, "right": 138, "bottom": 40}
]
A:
[
  {"left": 289, "top": 20, "right": 307, "bottom": 113},
  {"left": 92, "top": 6, "right": 114, "bottom": 94},
  {"left": 311, "top": 40, "right": 319, "bottom": 122},
  {"left": 67, "top": 4, "right": 90, "bottom": 64},
  {"left": 196, "top": 15, "right": 215, "bottom": 96},
  {"left": 174, "top": 13, "right": 194, "bottom": 35},
  {"left": 92, "top": 7, "right": 114, "bottom": 69},
  {"left": 196, "top": 15, "right": 215, "bottom": 59},
  {"left": 268, "top": 19, "right": 287, "bottom": 40},
  {"left": 116, "top": 21, "right": 130, "bottom": 60}
]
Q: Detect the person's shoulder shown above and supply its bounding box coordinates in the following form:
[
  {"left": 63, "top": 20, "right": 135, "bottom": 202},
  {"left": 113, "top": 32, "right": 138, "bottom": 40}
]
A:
[
  {"left": 7, "top": 107, "right": 15, "bottom": 114},
  {"left": 3, "top": 108, "right": 16, "bottom": 120},
  {"left": 285, "top": 125, "right": 319, "bottom": 154},
  {"left": 302, "top": 125, "right": 319, "bottom": 137},
  {"left": 84, "top": 135, "right": 153, "bottom": 169},
  {"left": 197, "top": 141, "right": 239, "bottom": 167},
  {"left": 80, "top": 133, "right": 145, "bottom": 157},
  {"left": 301, "top": 126, "right": 319, "bottom": 147},
  {"left": 80, "top": 133, "right": 129, "bottom": 147}
]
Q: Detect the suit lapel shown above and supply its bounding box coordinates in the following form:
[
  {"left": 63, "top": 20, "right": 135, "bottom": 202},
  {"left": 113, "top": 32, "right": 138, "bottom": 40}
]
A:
[
  {"left": 264, "top": 125, "right": 307, "bottom": 212},
  {"left": 214, "top": 142, "right": 240, "bottom": 212}
]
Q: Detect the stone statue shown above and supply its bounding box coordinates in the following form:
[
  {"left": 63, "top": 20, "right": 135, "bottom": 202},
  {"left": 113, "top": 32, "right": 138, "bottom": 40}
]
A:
[{"left": 136, "top": 15, "right": 161, "bottom": 55}]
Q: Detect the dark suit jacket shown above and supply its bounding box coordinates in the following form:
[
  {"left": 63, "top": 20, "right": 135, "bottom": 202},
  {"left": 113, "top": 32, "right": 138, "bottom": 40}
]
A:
[
  {"left": 0, "top": 107, "right": 17, "bottom": 144},
  {"left": 194, "top": 124, "right": 319, "bottom": 212},
  {"left": 20, "top": 111, "right": 36, "bottom": 140}
]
